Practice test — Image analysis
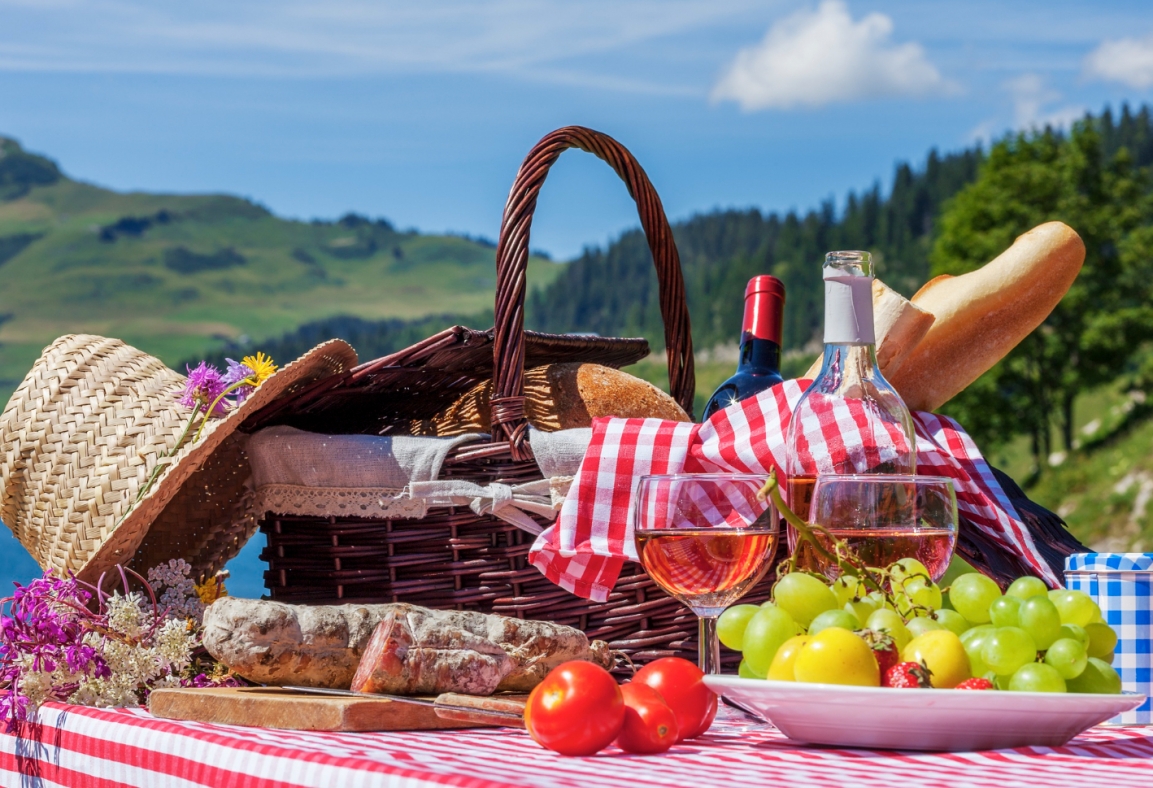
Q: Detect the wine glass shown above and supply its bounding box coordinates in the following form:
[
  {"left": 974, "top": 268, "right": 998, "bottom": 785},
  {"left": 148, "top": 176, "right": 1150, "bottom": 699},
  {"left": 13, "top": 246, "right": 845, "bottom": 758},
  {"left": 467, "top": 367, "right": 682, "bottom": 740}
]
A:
[
  {"left": 792, "top": 474, "right": 958, "bottom": 582},
  {"left": 633, "top": 474, "right": 779, "bottom": 674}
]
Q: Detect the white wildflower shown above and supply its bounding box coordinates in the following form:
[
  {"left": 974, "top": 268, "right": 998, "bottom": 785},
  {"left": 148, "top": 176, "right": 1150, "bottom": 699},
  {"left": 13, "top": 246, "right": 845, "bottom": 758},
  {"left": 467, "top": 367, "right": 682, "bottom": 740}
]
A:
[
  {"left": 105, "top": 592, "right": 152, "bottom": 639},
  {"left": 155, "top": 619, "right": 194, "bottom": 672}
]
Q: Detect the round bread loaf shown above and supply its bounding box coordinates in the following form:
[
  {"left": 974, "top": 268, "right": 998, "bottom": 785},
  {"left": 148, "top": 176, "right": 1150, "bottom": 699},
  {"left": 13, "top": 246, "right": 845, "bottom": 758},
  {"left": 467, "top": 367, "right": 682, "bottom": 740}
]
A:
[
  {"left": 887, "top": 221, "right": 1085, "bottom": 412},
  {"left": 412, "top": 362, "right": 690, "bottom": 436}
]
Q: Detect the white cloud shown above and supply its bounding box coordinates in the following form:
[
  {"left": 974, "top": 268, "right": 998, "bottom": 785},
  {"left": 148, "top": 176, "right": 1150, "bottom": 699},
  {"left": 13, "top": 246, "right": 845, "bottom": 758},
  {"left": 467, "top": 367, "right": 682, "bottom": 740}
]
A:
[
  {"left": 968, "top": 73, "right": 1084, "bottom": 143},
  {"left": 1005, "top": 74, "right": 1084, "bottom": 131},
  {"left": 0, "top": 0, "right": 758, "bottom": 94},
  {"left": 710, "top": 0, "right": 947, "bottom": 111},
  {"left": 1084, "top": 30, "right": 1153, "bottom": 88}
]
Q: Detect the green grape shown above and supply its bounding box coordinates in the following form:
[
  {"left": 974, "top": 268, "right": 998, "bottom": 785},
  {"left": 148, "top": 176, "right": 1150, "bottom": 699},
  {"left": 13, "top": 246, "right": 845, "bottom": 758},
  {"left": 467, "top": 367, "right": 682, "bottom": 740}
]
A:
[
  {"left": 960, "top": 624, "right": 994, "bottom": 647},
  {"left": 1103, "top": 651, "right": 1115, "bottom": 665},
  {"left": 1066, "top": 657, "right": 1122, "bottom": 694},
  {"left": 1018, "top": 597, "right": 1063, "bottom": 650},
  {"left": 949, "top": 573, "right": 1002, "bottom": 623},
  {"left": 738, "top": 658, "right": 764, "bottom": 679},
  {"left": 906, "top": 616, "right": 943, "bottom": 639},
  {"left": 866, "top": 590, "right": 894, "bottom": 612},
  {"left": 989, "top": 596, "right": 1021, "bottom": 627},
  {"left": 808, "top": 609, "right": 860, "bottom": 634},
  {"left": 1084, "top": 623, "right": 1118, "bottom": 659},
  {"left": 890, "top": 558, "right": 931, "bottom": 589},
  {"left": 893, "top": 592, "right": 914, "bottom": 618},
  {"left": 933, "top": 609, "right": 971, "bottom": 637},
  {"left": 717, "top": 604, "right": 761, "bottom": 651},
  {"left": 761, "top": 600, "right": 777, "bottom": 608},
  {"left": 982, "top": 627, "right": 1037, "bottom": 675},
  {"left": 903, "top": 578, "right": 943, "bottom": 611},
  {"left": 866, "top": 608, "right": 912, "bottom": 650},
  {"left": 773, "top": 573, "right": 838, "bottom": 628},
  {"left": 1006, "top": 576, "right": 1049, "bottom": 600},
  {"left": 1044, "top": 638, "right": 1088, "bottom": 679},
  {"left": 1009, "top": 663, "right": 1067, "bottom": 693},
  {"left": 992, "top": 672, "right": 1012, "bottom": 690},
  {"left": 742, "top": 606, "right": 802, "bottom": 675},
  {"left": 831, "top": 574, "right": 863, "bottom": 607},
  {"left": 962, "top": 627, "right": 994, "bottom": 675},
  {"left": 844, "top": 597, "right": 877, "bottom": 623},
  {"left": 1059, "top": 623, "right": 1089, "bottom": 647},
  {"left": 1050, "top": 590, "right": 1102, "bottom": 627}
]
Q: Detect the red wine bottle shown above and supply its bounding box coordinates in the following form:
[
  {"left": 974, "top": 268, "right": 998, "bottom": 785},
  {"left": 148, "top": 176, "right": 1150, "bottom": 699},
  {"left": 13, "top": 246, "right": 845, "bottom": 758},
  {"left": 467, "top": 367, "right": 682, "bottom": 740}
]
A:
[{"left": 702, "top": 275, "right": 786, "bottom": 420}]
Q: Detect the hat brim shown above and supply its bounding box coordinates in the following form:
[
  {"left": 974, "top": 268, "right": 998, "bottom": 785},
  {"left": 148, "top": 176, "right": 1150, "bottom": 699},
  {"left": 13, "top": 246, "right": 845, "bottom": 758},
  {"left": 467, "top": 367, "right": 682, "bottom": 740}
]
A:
[{"left": 78, "top": 339, "right": 357, "bottom": 583}]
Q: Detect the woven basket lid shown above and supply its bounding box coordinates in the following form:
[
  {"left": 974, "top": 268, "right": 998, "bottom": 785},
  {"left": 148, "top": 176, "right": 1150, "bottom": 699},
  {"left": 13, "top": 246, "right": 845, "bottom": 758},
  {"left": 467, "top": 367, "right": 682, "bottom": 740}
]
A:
[{"left": 0, "top": 334, "right": 357, "bottom": 582}]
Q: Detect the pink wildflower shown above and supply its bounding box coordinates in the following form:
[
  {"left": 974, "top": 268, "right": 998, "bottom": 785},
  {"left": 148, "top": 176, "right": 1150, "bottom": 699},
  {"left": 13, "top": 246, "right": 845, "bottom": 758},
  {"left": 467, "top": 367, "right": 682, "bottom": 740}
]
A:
[{"left": 179, "top": 362, "right": 228, "bottom": 416}]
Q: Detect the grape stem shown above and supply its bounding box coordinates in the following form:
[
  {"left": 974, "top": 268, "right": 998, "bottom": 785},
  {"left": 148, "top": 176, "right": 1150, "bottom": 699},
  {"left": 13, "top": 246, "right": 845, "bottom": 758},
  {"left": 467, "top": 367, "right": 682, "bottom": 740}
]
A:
[{"left": 757, "top": 470, "right": 892, "bottom": 604}]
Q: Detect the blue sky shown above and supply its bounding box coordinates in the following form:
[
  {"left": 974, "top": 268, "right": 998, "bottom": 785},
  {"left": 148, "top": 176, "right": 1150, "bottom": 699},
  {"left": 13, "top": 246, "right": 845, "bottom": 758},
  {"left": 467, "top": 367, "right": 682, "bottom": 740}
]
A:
[
  {"left": 2, "top": 0, "right": 1152, "bottom": 259},
  {"left": 0, "top": 1, "right": 1152, "bottom": 591}
]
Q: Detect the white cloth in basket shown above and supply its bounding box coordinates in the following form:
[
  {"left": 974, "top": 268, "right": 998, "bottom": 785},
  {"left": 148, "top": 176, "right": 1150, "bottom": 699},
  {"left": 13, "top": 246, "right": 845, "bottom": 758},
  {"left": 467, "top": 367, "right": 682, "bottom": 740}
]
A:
[{"left": 245, "top": 425, "right": 591, "bottom": 532}]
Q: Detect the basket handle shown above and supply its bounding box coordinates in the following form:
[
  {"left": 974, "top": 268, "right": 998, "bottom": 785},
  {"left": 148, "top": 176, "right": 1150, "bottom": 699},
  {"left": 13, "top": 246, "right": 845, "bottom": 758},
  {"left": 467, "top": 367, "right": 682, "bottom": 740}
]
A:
[{"left": 491, "top": 126, "right": 695, "bottom": 455}]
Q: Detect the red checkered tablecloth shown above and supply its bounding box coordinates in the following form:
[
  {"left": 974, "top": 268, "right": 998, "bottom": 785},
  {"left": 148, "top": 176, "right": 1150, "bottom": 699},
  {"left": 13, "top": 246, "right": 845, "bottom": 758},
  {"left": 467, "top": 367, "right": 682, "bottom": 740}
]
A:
[{"left": 2, "top": 703, "right": 1150, "bottom": 788}]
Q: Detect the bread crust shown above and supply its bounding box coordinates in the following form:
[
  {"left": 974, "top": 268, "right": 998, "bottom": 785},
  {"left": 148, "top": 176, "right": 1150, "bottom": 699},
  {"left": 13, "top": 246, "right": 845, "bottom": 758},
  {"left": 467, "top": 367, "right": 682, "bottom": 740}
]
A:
[{"left": 888, "top": 221, "right": 1085, "bottom": 411}]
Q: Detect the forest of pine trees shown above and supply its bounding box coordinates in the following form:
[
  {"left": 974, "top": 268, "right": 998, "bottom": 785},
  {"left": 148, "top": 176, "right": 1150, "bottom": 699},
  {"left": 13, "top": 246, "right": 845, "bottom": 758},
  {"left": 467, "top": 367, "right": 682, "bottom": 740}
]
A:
[
  {"left": 527, "top": 104, "right": 1153, "bottom": 359},
  {"left": 227, "top": 104, "right": 1153, "bottom": 401}
]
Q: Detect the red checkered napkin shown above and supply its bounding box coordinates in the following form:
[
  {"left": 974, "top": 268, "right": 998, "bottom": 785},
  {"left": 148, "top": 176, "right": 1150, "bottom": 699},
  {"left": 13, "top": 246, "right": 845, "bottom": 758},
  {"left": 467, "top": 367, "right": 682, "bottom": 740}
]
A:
[{"left": 528, "top": 379, "right": 1059, "bottom": 602}]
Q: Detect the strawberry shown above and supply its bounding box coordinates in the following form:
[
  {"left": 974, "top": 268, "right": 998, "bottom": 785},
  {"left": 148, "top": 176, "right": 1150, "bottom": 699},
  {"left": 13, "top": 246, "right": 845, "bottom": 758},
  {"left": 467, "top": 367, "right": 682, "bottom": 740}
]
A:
[
  {"left": 955, "top": 677, "right": 995, "bottom": 690},
  {"left": 856, "top": 629, "right": 900, "bottom": 676},
  {"left": 883, "top": 661, "right": 933, "bottom": 689}
]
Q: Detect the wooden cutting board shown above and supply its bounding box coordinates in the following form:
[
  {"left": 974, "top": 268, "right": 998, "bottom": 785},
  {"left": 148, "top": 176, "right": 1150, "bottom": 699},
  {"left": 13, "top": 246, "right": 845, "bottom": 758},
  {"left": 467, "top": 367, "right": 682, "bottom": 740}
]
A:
[{"left": 148, "top": 686, "right": 526, "bottom": 732}]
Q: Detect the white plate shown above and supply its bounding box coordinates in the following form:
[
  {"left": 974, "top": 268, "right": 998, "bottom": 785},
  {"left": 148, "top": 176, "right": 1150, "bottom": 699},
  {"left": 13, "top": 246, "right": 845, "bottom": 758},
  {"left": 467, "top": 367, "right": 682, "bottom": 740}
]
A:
[{"left": 704, "top": 675, "right": 1146, "bottom": 751}]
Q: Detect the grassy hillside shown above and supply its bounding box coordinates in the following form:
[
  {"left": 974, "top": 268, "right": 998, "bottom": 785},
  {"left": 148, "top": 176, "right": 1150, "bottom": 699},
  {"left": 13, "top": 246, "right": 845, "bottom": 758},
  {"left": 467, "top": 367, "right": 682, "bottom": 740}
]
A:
[{"left": 0, "top": 136, "right": 559, "bottom": 396}]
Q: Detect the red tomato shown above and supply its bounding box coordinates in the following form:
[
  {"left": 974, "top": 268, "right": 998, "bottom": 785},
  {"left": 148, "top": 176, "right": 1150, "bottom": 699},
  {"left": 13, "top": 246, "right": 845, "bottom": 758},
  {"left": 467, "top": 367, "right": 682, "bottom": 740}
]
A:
[
  {"left": 615, "top": 683, "right": 679, "bottom": 754},
  {"left": 524, "top": 660, "right": 624, "bottom": 756},
  {"left": 632, "top": 657, "right": 717, "bottom": 740}
]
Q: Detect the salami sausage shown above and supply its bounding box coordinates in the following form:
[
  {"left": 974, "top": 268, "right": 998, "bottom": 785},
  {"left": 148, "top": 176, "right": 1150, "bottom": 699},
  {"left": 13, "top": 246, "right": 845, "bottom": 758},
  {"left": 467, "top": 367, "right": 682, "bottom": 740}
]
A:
[{"left": 201, "top": 598, "right": 611, "bottom": 694}]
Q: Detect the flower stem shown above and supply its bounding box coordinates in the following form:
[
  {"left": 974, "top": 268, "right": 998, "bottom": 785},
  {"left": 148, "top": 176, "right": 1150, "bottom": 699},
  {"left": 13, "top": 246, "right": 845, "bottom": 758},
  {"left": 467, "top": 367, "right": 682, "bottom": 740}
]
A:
[
  {"left": 192, "top": 376, "right": 256, "bottom": 444},
  {"left": 113, "top": 409, "right": 201, "bottom": 529}
]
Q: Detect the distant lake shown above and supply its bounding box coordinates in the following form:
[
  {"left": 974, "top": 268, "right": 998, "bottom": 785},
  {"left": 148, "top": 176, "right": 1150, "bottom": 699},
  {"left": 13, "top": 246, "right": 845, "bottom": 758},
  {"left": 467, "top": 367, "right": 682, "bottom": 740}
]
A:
[{"left": 0, "top": 526, "right": 268, "bottom": 599}]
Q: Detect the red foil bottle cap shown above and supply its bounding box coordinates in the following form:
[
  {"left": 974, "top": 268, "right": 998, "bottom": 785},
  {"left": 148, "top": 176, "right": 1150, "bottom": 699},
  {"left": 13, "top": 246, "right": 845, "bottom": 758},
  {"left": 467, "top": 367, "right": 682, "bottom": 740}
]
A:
[{"left": 742, "top": 275, "right": 785, "bottom": 344}]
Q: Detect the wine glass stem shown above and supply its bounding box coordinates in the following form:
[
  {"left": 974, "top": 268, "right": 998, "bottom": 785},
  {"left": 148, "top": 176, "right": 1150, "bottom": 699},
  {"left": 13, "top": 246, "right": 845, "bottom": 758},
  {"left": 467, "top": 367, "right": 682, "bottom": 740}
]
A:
[{"left": 698, "top": 616, "right": 721, "bottom": 674}]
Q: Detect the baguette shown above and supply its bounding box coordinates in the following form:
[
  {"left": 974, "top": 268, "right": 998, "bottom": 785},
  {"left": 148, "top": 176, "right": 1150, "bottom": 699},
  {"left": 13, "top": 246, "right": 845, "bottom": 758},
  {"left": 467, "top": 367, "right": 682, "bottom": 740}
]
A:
[
  {"left": 802, "top": 279, "right": 935, "bottom": 380},
  {"left": 888, "top": 221, "right": 1085, "bottom": 412}
]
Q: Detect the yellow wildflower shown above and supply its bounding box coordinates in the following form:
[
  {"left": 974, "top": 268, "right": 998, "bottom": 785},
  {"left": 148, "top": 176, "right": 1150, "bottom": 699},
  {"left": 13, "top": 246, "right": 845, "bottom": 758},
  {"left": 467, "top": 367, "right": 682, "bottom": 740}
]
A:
[
  {"left": 241, "top": 352, "right": 277, "bottom": 387},
  {"left": 195, "top": 573, "right": 229, "bottom": 605}
]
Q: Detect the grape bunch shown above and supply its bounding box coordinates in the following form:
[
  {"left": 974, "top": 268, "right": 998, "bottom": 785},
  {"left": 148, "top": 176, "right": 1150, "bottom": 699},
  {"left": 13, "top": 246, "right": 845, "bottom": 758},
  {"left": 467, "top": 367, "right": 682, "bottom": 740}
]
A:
[{"left": 717, "top": 559, "right": 1123, "bottom": 693}]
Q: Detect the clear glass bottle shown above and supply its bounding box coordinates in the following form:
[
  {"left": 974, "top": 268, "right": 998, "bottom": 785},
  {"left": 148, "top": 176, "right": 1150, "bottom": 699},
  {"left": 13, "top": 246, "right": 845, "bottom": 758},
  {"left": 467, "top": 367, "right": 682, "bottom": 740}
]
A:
[{"left": 784, "top": 251, "right": 916, "bottom": 530}]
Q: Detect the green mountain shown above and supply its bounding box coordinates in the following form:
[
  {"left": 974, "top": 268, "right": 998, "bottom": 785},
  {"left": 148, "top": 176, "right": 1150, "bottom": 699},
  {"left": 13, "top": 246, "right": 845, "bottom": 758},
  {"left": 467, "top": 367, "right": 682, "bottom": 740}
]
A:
[{"left": 0, "top": 136, "right": 559, "bottom": 396}]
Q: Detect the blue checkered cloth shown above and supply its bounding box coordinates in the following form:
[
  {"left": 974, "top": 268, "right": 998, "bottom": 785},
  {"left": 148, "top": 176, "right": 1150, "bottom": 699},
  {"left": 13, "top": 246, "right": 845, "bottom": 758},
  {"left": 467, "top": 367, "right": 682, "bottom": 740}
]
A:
[{"left": 1066, "top": 552, "right": 1152, "bottom": 724}]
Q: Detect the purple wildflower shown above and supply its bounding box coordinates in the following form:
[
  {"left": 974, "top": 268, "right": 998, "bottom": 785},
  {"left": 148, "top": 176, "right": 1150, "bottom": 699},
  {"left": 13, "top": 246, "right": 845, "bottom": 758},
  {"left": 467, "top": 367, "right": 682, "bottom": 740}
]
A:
[
  {"left": 222, "top": 358, "right": 255, "bottom": 403},
  {"left": 0, "top": 571, "right": 109, "bottom": 729},
  {"left": 179, "top": 362, "right": 228, "bottom": 416}
]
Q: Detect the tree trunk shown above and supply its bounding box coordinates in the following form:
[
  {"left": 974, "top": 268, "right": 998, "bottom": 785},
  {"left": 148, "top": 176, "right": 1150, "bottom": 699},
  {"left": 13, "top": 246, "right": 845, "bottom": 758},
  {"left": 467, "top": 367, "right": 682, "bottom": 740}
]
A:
[{"left": 1061, "top": 392, "right": 1076, "bottom": 451}]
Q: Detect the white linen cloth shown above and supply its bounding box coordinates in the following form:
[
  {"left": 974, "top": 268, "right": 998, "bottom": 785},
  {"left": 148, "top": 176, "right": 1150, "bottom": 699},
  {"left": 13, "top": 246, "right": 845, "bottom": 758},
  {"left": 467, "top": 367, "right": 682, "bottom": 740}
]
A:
[{"left": 244, "top": 425, "right": 593, "bottom": 533}]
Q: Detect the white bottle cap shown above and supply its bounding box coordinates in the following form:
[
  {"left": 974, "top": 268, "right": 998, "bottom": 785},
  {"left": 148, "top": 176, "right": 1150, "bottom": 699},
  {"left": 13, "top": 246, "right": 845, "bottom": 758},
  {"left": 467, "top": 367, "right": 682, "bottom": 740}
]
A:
[{"left": 823, "top": 251, "right": 874, "bottom": 345}]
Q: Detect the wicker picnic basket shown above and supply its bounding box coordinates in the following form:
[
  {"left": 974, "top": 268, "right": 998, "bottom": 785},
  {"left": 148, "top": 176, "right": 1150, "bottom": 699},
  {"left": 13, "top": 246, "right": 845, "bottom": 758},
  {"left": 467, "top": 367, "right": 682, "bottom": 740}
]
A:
[
  {"left": 243, "top": 126, "right": 729, "bottom": 665},
  {"left": 240, "top": 126, "right": 1087, "bottom": 668}
]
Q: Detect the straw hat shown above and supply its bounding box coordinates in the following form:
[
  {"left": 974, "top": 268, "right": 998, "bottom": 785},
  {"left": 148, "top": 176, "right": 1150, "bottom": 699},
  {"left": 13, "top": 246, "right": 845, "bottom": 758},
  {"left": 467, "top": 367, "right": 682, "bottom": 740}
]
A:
[{"left": 0, "top": 334, "right": 357, "bottom": 582}]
